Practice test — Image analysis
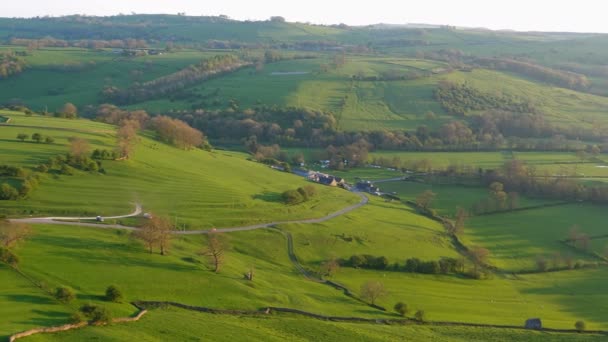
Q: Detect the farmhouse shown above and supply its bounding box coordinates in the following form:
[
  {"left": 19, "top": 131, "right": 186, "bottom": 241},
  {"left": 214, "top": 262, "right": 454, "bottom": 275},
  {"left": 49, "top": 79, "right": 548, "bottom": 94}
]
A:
[
  {"left": 308, "top": 171, "right": 345, "bottom": 187},
  {"left": 355, "top": 181, "right": 381, "bottom": 195}
]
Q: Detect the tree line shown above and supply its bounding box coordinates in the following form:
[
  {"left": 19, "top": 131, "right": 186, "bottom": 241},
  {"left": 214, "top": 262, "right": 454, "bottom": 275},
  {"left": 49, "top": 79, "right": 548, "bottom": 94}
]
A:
[
  {"left": 434, "top": 81, "right": 538, "bottom": 116},
  {"left": 474, "top": 57, "right": 590, "bottom": 90},
  {"left": 101, "top": 55, "right": 250, "bottom": 105},
  {"left": 0, "top": 51, "right": 26, "bottom": 79}
]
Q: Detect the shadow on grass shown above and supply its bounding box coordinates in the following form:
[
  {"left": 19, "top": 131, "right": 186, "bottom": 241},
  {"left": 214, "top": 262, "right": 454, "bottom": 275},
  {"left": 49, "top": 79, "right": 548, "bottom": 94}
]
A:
[
  {"left": 15, "top": 309, "right": 71, "bottom": 327},
  {"left": 252, "top": 191, "right": 282, "bottom": 203},
  {"left": 2, "top": 294, "right": 54, "bottom": 305}
]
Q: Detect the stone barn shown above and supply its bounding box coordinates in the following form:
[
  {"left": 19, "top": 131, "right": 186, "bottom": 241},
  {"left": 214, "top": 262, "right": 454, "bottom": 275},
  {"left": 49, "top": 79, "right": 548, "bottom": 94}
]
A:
[{"left": 525, "top": 318, "right": 542, "bottom": 330}]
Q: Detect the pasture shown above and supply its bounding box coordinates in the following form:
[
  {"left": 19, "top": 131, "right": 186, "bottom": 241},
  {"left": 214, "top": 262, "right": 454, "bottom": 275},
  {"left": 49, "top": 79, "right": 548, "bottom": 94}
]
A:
[
  {"left": 21, "top": 307, "right": 607, "bottom": 341},
  {"left": 0, "top": 111, "right": 359, "bottom": 227}
]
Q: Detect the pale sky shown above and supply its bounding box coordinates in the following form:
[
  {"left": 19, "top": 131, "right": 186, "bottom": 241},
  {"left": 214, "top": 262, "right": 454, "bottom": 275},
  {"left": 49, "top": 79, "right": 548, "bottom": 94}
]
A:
[{"left": 4, "top": 0, "right": 608, "bottom": 33}]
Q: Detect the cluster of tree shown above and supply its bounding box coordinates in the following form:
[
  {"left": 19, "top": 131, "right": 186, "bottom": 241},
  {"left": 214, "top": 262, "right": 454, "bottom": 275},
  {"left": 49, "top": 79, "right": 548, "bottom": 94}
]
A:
[
  {"left": 282, "top": 185, "right": 317, "bottom": 205},
  {"left": 324, "top": 139, "right": 371, "bottom": 169},
  {"left": 16, "top": 132, "right": 54, "bottom": 144},
  {"left": 434, "top": 81, "right": 537, "bottom": 116},
  {"left": 0, "top": 165, "right": 26, "bottom": 177},
  {"left": 0, "top": 165, "right": 39, "bottom": 200},
  {"left": 534, "top": 250, "right": 582, "bottom": 273},
  {"left": 0, "top": 51, "right": 26, "bottom": 79},
  {"left": 341, "top": 254, "right": 390, "bottom": 270},
  {"left": 133, "top": 215, "right": 174, "bottom": 255},
  {"left": 393, "top": 301, "right": 427, "bottom": 322},
  {"left": 474, "top": 57, "right": 590, "bottom": 90},
  {"left": 94, "top": 104, "right": 150, "bottom": 127},
  {"left": 341, "top": 254, "right": 464, "bottom": 275},
  {"left": 403, "top": 257, "right": 464, "bottom": 274},
  {"left": 91, "top": 149, "right": 118, "bottom": 160},
  {"left": 481, "top": 159, "right": 608, "bottom": 204},
  {"left": 176, "top": 106, "right": 337, "bottom": 146},
  {"left": 471, "top": 182, "right": 520, "bottom": 214},
  {"left": 9, "top": 37, "right": 147, "bottom": 49},
  {"left": 102, "top": 55, "right": 249, "bottom": 104},
  {"left": 54, "top": 284, "right": 123, "bottom": 305},
  {"left": 152, "top": 116, "right": 208, "bottom": 150},
  {"left": 0, "top": 221, "right": 31, "bottom": 267},
  {"left": 472, "top": 110, "right": 607, "bottom": 144},
  {"left": 351, "top": 70, "right": 432, "bottom": 82}
]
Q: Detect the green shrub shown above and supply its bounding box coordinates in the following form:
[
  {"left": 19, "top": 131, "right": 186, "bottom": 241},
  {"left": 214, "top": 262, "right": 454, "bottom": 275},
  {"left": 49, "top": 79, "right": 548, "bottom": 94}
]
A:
[
  {"left": 105, "top": 285, "right": 124, "bottom": 303},
  {"left": 394, "top": 302, "right": 410, "bottom": 317},
  {"left": 0, "top": 183, "right": 19, "bottom": 200},
  {"left": 415, "top": 310, "right": 426, "bottom": 322},
  {"left": 282, "top": 189, "right": 303, "bottom": 205},
  {"left": 54, "top": 286, "right": 76, "bottom": 303},
  {"left": 575, "top": 320, "right": 586, "bottom": 332},
  {"left": 0, "top": 247, "right": 19, "bottom": 266},
  {"left": 80, "top": 303, "right": 112, "bottom": 323}
]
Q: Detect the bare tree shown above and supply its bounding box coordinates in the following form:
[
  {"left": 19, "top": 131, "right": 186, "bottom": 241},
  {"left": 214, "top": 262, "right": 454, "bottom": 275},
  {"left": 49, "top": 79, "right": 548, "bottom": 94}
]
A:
[
  {"left": 0, "top": 221, "right": 31, "bottom": 248},
  {"left": 200, "top": 232, "right": 225, "bottom": 273},
  {"left": 415, "top": 190, "right": 436, "bottom": 210},
  {"left": 69, "top": 137, "right": 90, "bottom": 158},
  {"left": 360, "top": 280, "right": 387, "bottom": 305},
  {"left": 116, "top": 120, "right": 139, "bottom": 159},
  {"left": 469, "top": 246, "right": 490, "bottom": 274},
  {"left": 319, "top": 258, "right": 340, "bottom": 277},
  {"left": 452, "top": 207, "right": 468, "bottom": 235},
  {"left": 133, "top": 215, "right": 173, "bottom": 255}
]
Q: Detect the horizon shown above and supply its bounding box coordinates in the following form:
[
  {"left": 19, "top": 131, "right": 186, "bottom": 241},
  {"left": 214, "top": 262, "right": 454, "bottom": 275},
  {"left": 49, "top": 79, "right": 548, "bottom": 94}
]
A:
[{"left": 4, "top": 0, "right": 608, "bottom": 34}]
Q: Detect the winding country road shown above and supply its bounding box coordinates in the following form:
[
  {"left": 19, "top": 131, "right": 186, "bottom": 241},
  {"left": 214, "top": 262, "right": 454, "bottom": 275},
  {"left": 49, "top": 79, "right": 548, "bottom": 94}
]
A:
[{"left": 9, "top": 193, "right": 368, "bottom": 234}]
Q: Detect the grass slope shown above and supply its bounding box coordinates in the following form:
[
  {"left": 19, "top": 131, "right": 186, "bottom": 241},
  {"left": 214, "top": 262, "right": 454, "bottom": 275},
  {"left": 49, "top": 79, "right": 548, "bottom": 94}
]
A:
[
  {"left": 0, "top": 111, "right": 359, "bottom": 228},
  {"left": 22, "top": 307, "right": 607, "bottom": 342}
]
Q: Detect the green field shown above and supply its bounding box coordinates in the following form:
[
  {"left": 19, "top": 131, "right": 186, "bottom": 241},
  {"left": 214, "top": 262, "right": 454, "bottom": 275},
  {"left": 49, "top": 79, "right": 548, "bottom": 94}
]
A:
[
  {"left": 465, "top": 204, "right": 607, "bottom": 271},
  {"left": 21, "top": 307, "right": 607, "bottom": 342},
  {"left": 281, "top": 196, "right": 459, "bottom": 266},
  {"left": 0, "top": 47, "right": 219, "bottom": 110},
  {"left": 0, "top": 111, "right": 359, "bottom": 227}
]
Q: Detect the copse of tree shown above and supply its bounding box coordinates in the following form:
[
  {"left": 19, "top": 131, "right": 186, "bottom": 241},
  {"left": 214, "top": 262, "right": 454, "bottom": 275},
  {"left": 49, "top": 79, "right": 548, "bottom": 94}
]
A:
[
  {"left": 475, "top": 57, "right": 590, "bottom": 90},
  {"left": 45, "top": 136, "right": 55, "bottom": 144},
  {"left": 575, "top": 320, "right": 586, "bottom": 332},
  {"left": 102, "top": 55, "right": 248, "bottom": 105},
  {"left": 16, "top": 133, "right": 28, "bottom": 142},
  {"left": 95, "top": 104, "right": 149, "bottom": 127},
  {"left": 0, "top": 183, "right": 19, "bottom": 200},
  {"left": 435, "top": 81, "right": 537, "bottom": 116},
  {"left": 152, "top": 116, "right": 206, "bottom": 150},
  {"left": 0, "top": 52, "right": 26, "bottom": 79},
  {"left": 282, "top": 186, "right": 317, "bottom": 205},
  {"left": 343, "top": 254, "right": 389, "bottom": 270},
  {"left": 0, "top": 165, "right": 26, "bottom": 177}
]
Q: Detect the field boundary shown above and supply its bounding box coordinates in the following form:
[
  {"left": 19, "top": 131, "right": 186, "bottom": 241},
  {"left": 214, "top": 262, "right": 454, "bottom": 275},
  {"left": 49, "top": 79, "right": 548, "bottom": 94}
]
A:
[
  {"left": 131, "top": 301, "right": 608, "bottom": 336},
  {"left": 269, "top": 227, "right": 386, "bottom": 312},
  {"left": 8, "top": 309, "right": 148, "bottom": 342}
]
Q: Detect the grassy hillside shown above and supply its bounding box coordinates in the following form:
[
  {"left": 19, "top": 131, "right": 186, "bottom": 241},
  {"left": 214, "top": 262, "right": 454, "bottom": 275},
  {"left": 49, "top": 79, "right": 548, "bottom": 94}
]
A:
[
  {"left": 21, "top": 307, "right": 607, "bottom": 341},
  {"left": 0, "top": 111, "right": 359, "bottom": 227}
]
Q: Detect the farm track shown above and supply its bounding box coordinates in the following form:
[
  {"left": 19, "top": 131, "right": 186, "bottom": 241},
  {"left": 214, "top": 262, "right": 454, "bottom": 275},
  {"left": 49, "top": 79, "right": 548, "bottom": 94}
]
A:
[{"left": 9, "top": 193, "right": 368, "bottom": 234}]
